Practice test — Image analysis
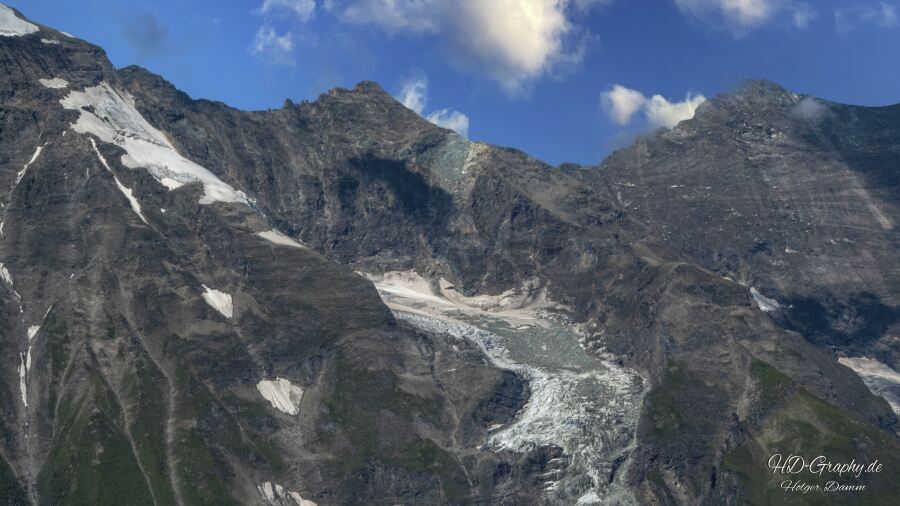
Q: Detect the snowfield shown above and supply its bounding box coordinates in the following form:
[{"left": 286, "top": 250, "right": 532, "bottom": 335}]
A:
[
  {"left": 61, "top": 82, "right": 250, "bottom": 205},
  {"left": 0, "top": 5, "right": 38, "bottom": 37}
]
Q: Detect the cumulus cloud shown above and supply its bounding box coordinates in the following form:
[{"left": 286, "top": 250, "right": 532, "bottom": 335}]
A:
[
  {"left": 123, "top": 12, "right": 168, "bottom": 59},
  {"left": 601, "top": 85, "right": 647, "bottom": 125},
  {"left": 601, "top": 84, "right": 706, "bottom": 130},
  {"left": 337, "top": 0, "right": 604, "bottom": 96},
  {"left": 835, "top": 2, "right": 898, "bottom": 34},
  {"left": 674, "top": 0, "right": 815, "bottom": 34},
  {"left": 399, "top": 77, "right": 428, "bottom": 114},
  {"left": 250, "top": 26, "right": 296, "bottom": 66},
  {"left": 397, "top": 76, "right": 470, "bottom": 137},
  {"left": 644, "top": 93, "right": 707, "bottom": 129},
  {"left": 426, "top": 109, "right": 470, "bottom": 137},
  {"left": 260, "top": 0, "right": 317, "bottom": 22}
]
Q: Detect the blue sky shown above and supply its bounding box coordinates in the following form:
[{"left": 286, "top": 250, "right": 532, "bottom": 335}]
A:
[{"left": 8, "top": 0, "right": 900, "bottom": 165}]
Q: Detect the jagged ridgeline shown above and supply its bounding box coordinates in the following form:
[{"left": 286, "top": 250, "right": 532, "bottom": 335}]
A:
[{"left": 2, "top": 3, "right": 900, "bottom": 505}]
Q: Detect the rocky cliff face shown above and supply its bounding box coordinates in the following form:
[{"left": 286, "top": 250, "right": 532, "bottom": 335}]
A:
[{"left": 1, "top": 4, "right": 899, "bottom": 505}]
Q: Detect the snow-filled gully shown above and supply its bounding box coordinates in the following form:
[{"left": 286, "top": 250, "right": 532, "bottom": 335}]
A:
[{"left": 367, "top": 271, "right": 645, "bottom": 505}]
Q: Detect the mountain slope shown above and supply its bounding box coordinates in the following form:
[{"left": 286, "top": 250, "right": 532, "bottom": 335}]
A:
[{"left": 1, "top": 4, "right": 899, "bottom": 505}]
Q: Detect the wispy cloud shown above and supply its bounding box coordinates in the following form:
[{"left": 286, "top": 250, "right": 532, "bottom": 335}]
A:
[
  {"left": 601, "top": 84, "right": 706, "bottom": 129},
  {"left": 674, "top": 0, "right": 816, "bottom": 35},
  {"left": 835, "top": 2, "right": 897, "bottom": 34},
  {"left": 398, "top": 75, "right": 470, "bottom": 137},
  {"left": 250, "top": 26, "right": 296, "bottom": 66},
  {"left": 259, "top": 0, "right": 317, "bottom": 22}
]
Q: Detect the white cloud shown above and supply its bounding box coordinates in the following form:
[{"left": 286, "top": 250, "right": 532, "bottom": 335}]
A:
[
  {"left": 396, "top": 75, "right": 470, "bottom": 137},
  {"left": 426, "top": 109, "right": 470, "bottom": 137},
  {"left": 835, "top": 2, "right": 898, "bottom": 34},
  {"left": 399, "top": 77, "right": 428, "bottom": 114},
  {"left": 792, "top": 96, "right": 828, "bottom": 121},
  {"left": 601, "top": 84, "right": 647, "bottom": 125},
  {"left": 340, "top": 0, "right": 439, "bottom": 32},
  {"left": 601, "top": 84, "right": 706, "bottom": 129},
  {"left": 792, "top": 2, "right": 816, "bottom": 28},
  {"left": 674, "top": 0, "right": 816, "bottom": 34},
  {"left": 644, "top": 93, "right": 706, "bottom": 129},
  {"left": 337, "top": 0, "right": 603, "bottom": 96},
  {"left": 250, "top": 26, "right": 296, "bottom": 66},
  {"left": 260, "top": 0, "right": 317, "bottom": 22}
]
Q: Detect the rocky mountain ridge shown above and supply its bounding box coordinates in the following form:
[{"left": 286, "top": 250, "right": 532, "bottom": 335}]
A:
[{"left": 1, "top": 4, "right": 899, "bottom": 505}]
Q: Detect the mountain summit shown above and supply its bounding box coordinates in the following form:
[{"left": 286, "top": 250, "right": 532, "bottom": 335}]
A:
[{"left": 1, "top": 5, "right": 899, "bottom": 505}]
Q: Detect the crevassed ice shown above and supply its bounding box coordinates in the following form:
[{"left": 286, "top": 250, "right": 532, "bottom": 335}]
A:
[
  {"left": 39, "top": 77, "right": 68, "bottom": 89},
  {"left": 201, "top": 284, "right": 233, "bottom": 318},
  {"left": 89, "top": 138, "right": 148, "bottom": 224},
  {"left": 0, "top": 5, "right": 38, "bottom": 37},
  {"left": 257, "top": 230, "right": 304, "bottom": 249},
  {"left": 60, "top": 82, "right": 249, "bottom": 205},
  {"left": 839, "top": 356, "right": 900, "bottom": 414},
  {"left": 369, "top": 271, "right": 644, "bottom": 505},
  {"left": 256, "top": 378, "right": 303, "bottom": 415}
]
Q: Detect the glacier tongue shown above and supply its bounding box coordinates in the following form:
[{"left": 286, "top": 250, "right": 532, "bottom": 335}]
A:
[
  {"left": 369, "top": 271, "right": 644, "bottom": 505},
  {"left": 60, "top": 82, "right": 250, "bottom": 206}
]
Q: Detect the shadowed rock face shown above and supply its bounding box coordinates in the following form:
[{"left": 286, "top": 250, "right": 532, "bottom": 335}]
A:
[{"left": 1, "top": 5, "right": 899, "bottom": 505}]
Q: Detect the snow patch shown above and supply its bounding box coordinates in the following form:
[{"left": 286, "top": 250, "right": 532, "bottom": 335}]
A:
[
  {"left": 201, "top": 284, "right": 233, "bottom": 318},
  {"left": 750, "top": 287, "right": 781, "bottom": 312},
  {"left": 16, "top": 145, "right": 43, "bottom": 185},
  {"left": 0, "top": 5, "right": 38, "bottom": 37},
  {"left": 60, "top": 83, "right": 250, "bottom": 205},
  {"left": 39, "top": 77, "right": 68, "bottom": 89},
  {"left": 27, "top": 325, "right": 39, "bottom": 340},
  {"left": 257, "top": 230, "right": 304, "bottom": 249},
  {"left": 89, "top": 138, "right": 148, "bottom": 224},
  {"left": 18, "top": 353, "right": 26, "bottom": 407},
  {"left": 256, "top": 378, "right": 303, "bottom": 415},
  {"left": 257, "top": 481, "right": 316, "bottom": 506},
  {"left": 0, "top": 263, "right": 12, "bottom": 286},
  {"left": 40, "top": 37, "right": 59, "bottom": 45},
  {"left": 839, "top": 356, "right": 900, "bottom": 414}
]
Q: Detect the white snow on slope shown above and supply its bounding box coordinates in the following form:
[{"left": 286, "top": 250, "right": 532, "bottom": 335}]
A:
[
  {"left": 0, "top": 5, "right": 38, "bottom": 37},
  {"left": 839, "top": 356, "right": 900, "bottom": 414},
  {"left": 39, "top": 77, "right": 68, "bottom": 89},
  {"left": 89, "top": 138, "right": 148, "bottom": 224},
  {"left": 18, "top": 353, "right": 26, "bottom": 407},
  {"left": 256, "top": 378, "right": 304, "bottom": 415},
  {"left": 61, "top": 82, "right": 249, "bottom": 205},
  {"left": 0, "top": 263, "right": 12, "bottom": 286},
  {"left": 257, "top": 481, "right": 316, "bottom": 505},
  {"left": 368, "top": 271, "right": 643, "bottom": 504},
  {"left": 201, "top": 284, "right": 233, "bottom": 318},
  {"left": 27, "top": 325, "right": 39, "bottom": 340},
  {"left": 16, "top": 145, "right": 43, "bottom": 185},
  {"left": 257, "top": 230, "right": 304, "bottom": 249},
  {"left": 750, "top": 287, "right": 781, "bottom": 312},
  {"left": 40, "top": 38, "right": 59, "bottom": 45}
]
